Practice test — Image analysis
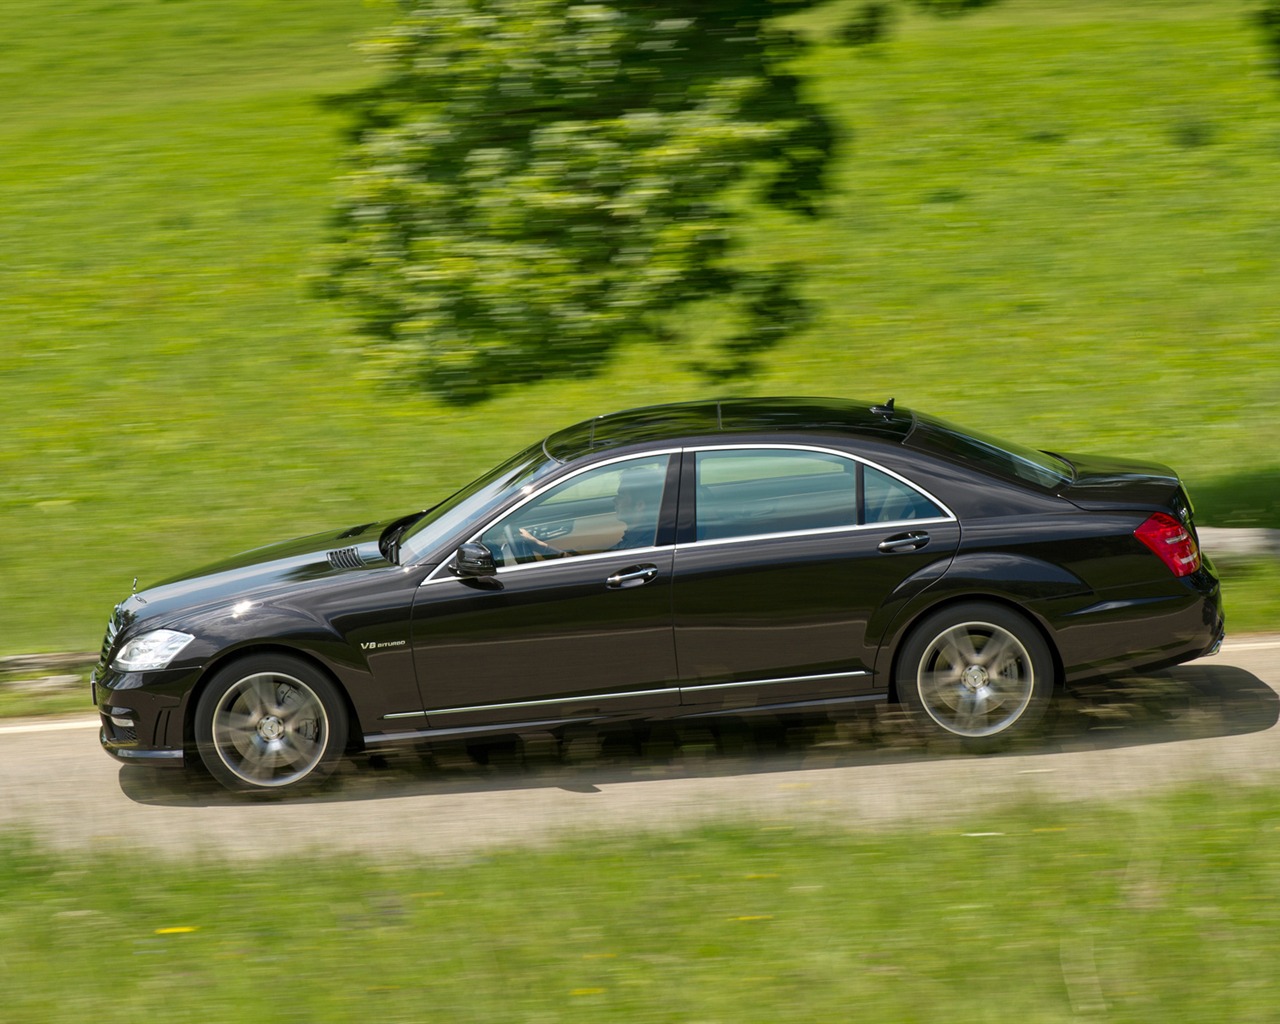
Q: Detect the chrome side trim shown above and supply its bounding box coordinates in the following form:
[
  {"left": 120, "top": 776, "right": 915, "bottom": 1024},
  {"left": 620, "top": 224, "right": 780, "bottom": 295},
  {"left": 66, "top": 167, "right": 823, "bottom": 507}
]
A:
[
  {"left": 407, "top": 670, "right": 872, "bottom": 719},
  {"left": 421, "top": 441, "right": 956, "bottom": 585},
  {"left": 365, "top": 717, "right": 582, "bottom": 747},
  {"left": 680, "top": 442, "right": 959, "bottom": 524},
  {"left": 420, "top": 543, "right": 672, "bottom": 588},
  {"left": 425, "top": 686, "right": 682, "bottom": 717},
  {"left": 681, "top": 692, "right": 886, "bottom": 719},
  {"left": 681, "top": 670, "right": 871, "bottom": 694},
  {"left": 674, "top": 518, "right": 953, "bottom": 552},
  {"left": 365, "top": 691, "right": 893, "bottom": 746}
]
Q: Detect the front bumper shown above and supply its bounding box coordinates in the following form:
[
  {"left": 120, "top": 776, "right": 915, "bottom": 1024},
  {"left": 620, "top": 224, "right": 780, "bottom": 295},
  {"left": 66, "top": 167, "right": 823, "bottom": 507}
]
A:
[{"left": 93, "top": 664, "right": 199, "bottom": 767}]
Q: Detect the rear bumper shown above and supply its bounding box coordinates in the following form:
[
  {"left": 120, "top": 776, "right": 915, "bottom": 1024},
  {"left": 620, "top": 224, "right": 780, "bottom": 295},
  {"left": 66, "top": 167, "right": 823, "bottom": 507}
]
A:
[
  {"left": 1052, "top": 564, "right": 1224, "bottom": 683},
  {"left": 1203, "top": 621, "right": 1227, "bottom": 658}
]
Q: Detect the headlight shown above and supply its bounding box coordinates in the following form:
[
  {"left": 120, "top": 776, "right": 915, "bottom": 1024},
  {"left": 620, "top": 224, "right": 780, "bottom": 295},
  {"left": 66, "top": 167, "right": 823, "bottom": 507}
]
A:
[{"left": 111, "top": 629, "right": 194, "bottom": 672}]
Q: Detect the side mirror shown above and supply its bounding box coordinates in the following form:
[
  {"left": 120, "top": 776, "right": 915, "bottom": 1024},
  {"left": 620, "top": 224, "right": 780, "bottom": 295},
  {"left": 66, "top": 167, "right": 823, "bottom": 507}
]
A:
[{"left": 455, "top": 541, "right": 498, "bottom": 578}]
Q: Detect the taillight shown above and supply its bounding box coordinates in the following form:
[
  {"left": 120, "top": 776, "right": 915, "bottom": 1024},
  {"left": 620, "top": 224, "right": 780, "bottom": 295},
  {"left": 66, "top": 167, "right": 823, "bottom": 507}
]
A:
[{"left": 1135, "top": 512, "right": 1201, "bottom": 577}]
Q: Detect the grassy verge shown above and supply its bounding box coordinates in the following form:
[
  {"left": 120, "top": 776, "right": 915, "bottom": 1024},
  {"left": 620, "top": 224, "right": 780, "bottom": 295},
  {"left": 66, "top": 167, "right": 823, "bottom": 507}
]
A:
[
  {"left": 3, "top": 0, "right": 1278, "bottom": 655},
  {"left": 0, "top": 655, "right": 93, "bottom": 719},
  {"left": 1220, "top": 560, "right": 1280, "bottom": 638},
  {"left": 3, "top": 783, "right": 1280, "bottom": 1022},
  {"left": 0, "top": 686, "right": 89, "bottom": 721}
]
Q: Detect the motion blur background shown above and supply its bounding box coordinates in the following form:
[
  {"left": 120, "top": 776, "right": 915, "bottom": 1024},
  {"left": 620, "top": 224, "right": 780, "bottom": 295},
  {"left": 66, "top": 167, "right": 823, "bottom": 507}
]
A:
[
  {"left": 3, "top": 0, "right": 1278, "bottom": 655},
  {"left": 4, "top": 7, "right": 1280, "bottom": 1022}
]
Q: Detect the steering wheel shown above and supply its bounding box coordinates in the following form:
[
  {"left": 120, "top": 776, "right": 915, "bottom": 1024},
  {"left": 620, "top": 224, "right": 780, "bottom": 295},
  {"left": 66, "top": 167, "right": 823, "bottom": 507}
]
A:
[{"left": 502, "top": 523, "right": 538, "bottom": 564}]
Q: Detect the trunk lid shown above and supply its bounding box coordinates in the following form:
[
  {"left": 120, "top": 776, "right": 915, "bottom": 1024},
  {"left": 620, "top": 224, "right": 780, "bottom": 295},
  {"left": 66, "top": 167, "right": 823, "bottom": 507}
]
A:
[{"left": 1055, "top": 452, "right": 1193, "bottom": 521}]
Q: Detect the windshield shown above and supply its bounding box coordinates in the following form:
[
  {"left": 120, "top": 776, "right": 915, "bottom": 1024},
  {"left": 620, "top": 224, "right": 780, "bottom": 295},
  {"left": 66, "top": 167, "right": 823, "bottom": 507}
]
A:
[
  {"left": 397, "top": 441, "right": 558, "bottom": 564},
  {"left": 910, "top": 413, "right": 1074, "bottom": 490}
]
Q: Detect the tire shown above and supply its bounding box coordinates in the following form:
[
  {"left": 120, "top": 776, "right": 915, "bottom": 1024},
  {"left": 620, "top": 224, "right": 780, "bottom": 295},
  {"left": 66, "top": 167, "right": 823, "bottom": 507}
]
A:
[
  {"left": 194, "top": 654, "right": 349, "bottom": 794},
  {"left": 896, "top": 603, "right": 1054, "bottom": 750}
]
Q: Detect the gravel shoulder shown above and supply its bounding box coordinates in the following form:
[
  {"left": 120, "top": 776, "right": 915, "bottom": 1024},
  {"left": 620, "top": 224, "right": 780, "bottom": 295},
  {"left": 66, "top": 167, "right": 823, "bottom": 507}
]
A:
[{"left": 1, "top": 637, "right": 1276, "bottom": 860}]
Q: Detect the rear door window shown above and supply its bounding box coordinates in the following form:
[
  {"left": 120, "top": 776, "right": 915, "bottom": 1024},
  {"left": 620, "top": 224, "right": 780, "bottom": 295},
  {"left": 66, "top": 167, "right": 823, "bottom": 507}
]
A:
[
  {"left": 694, "top": 449, "right": 857, "bottom": 541},
  {"left": 692, "top": 448, "right": 948, "bottom": 541}
]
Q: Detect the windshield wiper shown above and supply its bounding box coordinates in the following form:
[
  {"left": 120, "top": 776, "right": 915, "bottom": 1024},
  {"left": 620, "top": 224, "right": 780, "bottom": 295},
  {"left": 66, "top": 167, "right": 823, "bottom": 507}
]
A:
[{"left": 379, "top": 512, "right": 427, "bottom": 564}]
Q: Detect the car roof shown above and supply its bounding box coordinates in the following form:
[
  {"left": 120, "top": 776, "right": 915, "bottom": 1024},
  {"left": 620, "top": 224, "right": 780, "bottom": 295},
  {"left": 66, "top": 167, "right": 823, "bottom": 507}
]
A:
[{"left": 544, "top": 397, "right": 913, "bottom": 462}]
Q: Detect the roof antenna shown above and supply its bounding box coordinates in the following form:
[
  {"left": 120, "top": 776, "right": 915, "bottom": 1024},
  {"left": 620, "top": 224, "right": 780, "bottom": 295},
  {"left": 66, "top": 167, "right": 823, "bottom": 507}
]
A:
[{"left": 870, "top": 398, "right": 896, "bottom": 420}]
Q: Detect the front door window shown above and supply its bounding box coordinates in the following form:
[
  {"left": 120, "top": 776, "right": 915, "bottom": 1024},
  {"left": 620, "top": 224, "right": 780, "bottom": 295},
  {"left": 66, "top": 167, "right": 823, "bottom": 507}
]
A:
[{"left": 480, "top": 455, "right": 670, "bottom": 565}]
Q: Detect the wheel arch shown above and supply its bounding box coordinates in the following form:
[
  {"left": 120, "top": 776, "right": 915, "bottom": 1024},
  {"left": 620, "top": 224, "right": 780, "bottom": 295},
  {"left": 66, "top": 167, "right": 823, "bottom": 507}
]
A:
[
  {"left": 183, "top": 643, "right": 364, "bottom": 755},
  {"left": 882, "top": 593, "right": 1065, "bottom": 704}
]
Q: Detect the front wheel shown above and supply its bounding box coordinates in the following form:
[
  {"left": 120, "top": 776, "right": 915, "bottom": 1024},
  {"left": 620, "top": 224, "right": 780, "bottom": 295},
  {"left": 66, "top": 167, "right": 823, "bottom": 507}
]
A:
[
  {"left": 194, "top": 655, "right": 349, "bottom": 794},
  {"left": 896, "top": 603, "right": 1054, "bottom": 750}
]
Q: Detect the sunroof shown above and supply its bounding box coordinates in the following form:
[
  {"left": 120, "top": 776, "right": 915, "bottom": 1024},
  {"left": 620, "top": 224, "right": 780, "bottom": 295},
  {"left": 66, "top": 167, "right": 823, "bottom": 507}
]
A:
[{"left": 543, "top": 397, "right": 912, "bottom": 461}]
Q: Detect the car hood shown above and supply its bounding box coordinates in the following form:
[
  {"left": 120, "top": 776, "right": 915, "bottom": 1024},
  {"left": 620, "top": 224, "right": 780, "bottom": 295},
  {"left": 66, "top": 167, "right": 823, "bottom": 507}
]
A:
[
  {"left": 1054, "top": 452, "right": 1188, "bottom": 513},
  {"left": 114, "top": 518, "right": 398, "bottom": 633}
]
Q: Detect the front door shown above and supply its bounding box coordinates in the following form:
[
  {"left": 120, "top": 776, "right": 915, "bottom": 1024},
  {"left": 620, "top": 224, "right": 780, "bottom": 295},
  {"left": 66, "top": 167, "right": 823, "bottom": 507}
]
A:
[{"left": 411, "top": 454, "right": 680, "bottom": 727}]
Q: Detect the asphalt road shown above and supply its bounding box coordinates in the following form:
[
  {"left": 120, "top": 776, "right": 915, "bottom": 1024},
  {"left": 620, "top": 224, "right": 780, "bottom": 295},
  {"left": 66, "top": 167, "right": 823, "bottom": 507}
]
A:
[{"left": 3, "top": 636, "right": 1278, "bottom": 860}]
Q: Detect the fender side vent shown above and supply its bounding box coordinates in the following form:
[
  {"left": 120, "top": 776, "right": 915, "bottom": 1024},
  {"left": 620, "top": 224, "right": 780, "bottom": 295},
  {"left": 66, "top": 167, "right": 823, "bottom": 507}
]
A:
[{"left": 326, "top": 547, "right": 365, "bottom": 570}]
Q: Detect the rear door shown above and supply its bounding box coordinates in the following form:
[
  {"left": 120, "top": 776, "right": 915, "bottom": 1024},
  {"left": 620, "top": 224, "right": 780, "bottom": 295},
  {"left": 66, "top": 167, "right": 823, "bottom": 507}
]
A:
[{"left": 672, "top": 446, "right": 960, "bottom": 710}]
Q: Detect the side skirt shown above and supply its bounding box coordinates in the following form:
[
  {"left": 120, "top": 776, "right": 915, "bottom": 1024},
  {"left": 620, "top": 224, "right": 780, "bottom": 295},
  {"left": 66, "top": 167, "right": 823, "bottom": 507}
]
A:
[{"left": 361, "top": 692, "right": 889, "bottom": 751}]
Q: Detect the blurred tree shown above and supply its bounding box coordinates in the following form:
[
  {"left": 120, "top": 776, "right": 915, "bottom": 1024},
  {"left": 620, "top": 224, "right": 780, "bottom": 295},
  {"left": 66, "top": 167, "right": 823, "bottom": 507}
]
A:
[
  {"left": 321, "top": 0, "right": 834, "bottom": 403},
  {"left": 911, "top": 0, "right": 999, "bottom": 15},
  {"left": 1257, "top": 0, "right": 1280, "bottom": 77},
  {"left": 838, "top": 0, "right": 998, "bottom": 45},
  {"left": 840, "top": 2, "right": 895, "bottom": 46}
]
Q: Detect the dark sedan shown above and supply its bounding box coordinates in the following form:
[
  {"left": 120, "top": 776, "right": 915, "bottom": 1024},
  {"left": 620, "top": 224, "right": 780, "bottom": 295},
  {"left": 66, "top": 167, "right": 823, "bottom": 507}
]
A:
[{"left": 93, "top": 398, "right": 1224, "bottom": 793}]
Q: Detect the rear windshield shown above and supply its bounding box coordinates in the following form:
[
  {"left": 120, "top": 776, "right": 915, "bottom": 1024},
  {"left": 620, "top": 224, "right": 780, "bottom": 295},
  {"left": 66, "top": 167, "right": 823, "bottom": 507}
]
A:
[{"left": 909, "top": 413, "right": 1073, "bottom": 490}]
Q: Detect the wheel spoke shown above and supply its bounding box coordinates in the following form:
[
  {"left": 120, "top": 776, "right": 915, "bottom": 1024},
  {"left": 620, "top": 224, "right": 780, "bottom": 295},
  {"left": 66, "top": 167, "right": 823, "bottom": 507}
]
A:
[
  {"left": 241, "top": 746, "right": 283, "bottom": 781},
  {"left": 206, "top": 669, "right": 333, "bottom": 788},
  {"left": 276, "top": 732, "right": 317, "bottom": 768},
  {"left": 278, "top": 699, "right": 318, "bottom": 728},
  {"left": 916, "top": 620, "right": 1037, "bottom": 739},
  {"left": 936, "top": 629, "right": 976, "bottom": 669},
  {"left": 953, "top": 690, "right": 988, "bottom": 730},
  {"left": 977, "top": 632, "right": 1016, "bottom": 670},
  {"left": 242, "top": 675, "right": 279, "bottom": 714},
  {"left": 919, "top": 670, "right": 960, "bottom": 708},
  {"left": 952, "top": 628, "right": 983, "bottom": 665},
  {"left": 218, "top": 708, "right": 257, "bottom": 738}
]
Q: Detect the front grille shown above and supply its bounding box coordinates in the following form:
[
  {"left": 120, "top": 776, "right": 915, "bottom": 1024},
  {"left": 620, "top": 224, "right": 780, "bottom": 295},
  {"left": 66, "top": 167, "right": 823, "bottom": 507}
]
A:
[
  {"left": 97, "top": 609, "right": 122, "bottom": 675},
  {"left": 326, "top": 547, "right": 365, "bottom": 570}
]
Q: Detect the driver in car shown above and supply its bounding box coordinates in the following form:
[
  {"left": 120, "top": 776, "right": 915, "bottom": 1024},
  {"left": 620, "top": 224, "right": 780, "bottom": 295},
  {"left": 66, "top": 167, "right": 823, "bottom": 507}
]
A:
[{"left": 518, "top": 466, "right": 662, "bottom": 558}]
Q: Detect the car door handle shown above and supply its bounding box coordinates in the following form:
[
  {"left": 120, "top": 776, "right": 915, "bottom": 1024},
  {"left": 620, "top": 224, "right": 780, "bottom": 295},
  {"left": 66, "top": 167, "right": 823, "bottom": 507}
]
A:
[
  {"left": 878, "top": 531, "right": 930, "bottom": 554},
  {"left": 606, "top": 565, "right": 659, "bottom": 589}
]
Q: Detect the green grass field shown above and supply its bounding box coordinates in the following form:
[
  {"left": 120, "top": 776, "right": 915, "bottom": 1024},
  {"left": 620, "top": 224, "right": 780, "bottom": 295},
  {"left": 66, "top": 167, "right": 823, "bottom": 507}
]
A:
[
  {"left": 3, "top": 0, "right": 1278, "bottom": 656},
  {"left": 4, "top": 783, "right": 1280, "bottom": 1022}
]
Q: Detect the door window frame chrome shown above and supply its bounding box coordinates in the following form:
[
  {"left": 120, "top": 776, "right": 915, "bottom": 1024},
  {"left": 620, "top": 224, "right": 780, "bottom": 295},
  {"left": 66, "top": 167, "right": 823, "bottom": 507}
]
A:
[
  {"left": 423, "top": 448, "right": 681, "bottom": 586},
  {"left": 679, "top": 442, "right": 956, "bottom": 549}
]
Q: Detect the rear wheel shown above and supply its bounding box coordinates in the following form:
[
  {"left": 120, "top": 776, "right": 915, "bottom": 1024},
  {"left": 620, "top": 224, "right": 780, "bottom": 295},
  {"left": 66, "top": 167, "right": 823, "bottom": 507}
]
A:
[
  {"left": 195, "top": 655, "right": 348, "bottom": 794},
  {"left": 897, "top": 603, "right": 1054, "bottom": 749}
]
